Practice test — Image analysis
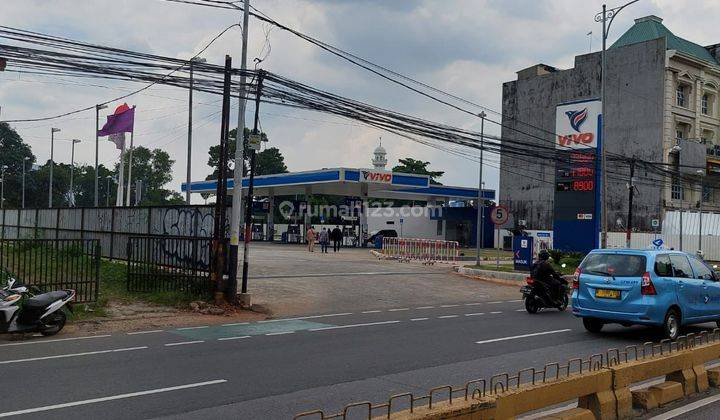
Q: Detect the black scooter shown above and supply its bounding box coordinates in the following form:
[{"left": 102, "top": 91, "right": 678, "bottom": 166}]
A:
[{"left": 520, "top": 275, "right": 569, "bottom": 313}]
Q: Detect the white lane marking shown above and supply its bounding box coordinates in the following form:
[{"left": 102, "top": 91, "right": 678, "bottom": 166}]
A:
[
  {"left": 0, "top": 334, "right": 111, "bottom": 347},
  {"left": 0, "top": 346, "right": 147, "bottom": 365},
  {"left": 415, "top": 306, "right": 435, "bottom": 309},
  {"left": 221, "top": 322, "right": 249, "bottom": 327},
  {"left": 438, "top": 315, "right": 459, "bottom": 319},
  {"left": 388, "top": 308, "right": 410, "bottom": 312},
  {"left": 515, "top": 309, "right": 527, "bottom": 312},
  {"left": 647, "top": 392, "right": 720, "bottom": 419},
  {"left": 465, "top": 313, "right": 485, "bottom": 317},
  {"left": 464, "top": 303, "right": 484, "bottom": 306},
  {"left": 266, "top": 331, "right": 294, "bottom": 336},
  {"left": 177, "top": 326, "right": 208, "bottom": 331},
  {"left": 490, "top": 311, "right": 503, "bottom": 314},
  {"left": 164, "top": 341, "right": 204, "bottom": 347},
  {"left": 127, "top": 330, "right": 164, "bottom": 335},
  {"left": 362, "top": 310, "right": 382, "bottom": 314},
  {"left": 440, "top": 304, "right": 459, "bottom": 308},
  {"left": 218, "top": 336, "right": 251, "bottom": 341},
  {"left": 310, "top": 320, "right": 400, "bottom": 332},
  {"left": 518, "top": 403, "right": 577, "bottom": 420},
  {"left": 505, "top": 299, "right": 524, "bottom": 303},
  {"left": 476, "top": 329, "right": 572, "bottom": 345},
  {"left": 258, "top": 313, "right": 353, "bottom": 323},
  {"left": 487, "top": 301, "right": 503, "bottom": 304},
  {"left": 0, "top": 380, "right": 227, "bottom": 418},
  {"left": 410, "top": 318, "right": 429, "bottom": 321}
]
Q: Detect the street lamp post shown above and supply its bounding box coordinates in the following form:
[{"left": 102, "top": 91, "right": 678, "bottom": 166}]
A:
[
  {"left": 69, "top": 139, "right": 81, "bottom": 207},
  {"left": 595, "top": 0, "right": 639, "bottom": 248},
  {"left": 0, "top": 165, "right": 7, "bottom": 209},
  {"left": 49, "top": 127, "right": 61, "bottom": 208},
  {"left": 187, "top": 56, "right": 206, "bottom": 205},
  {"left": 475, "top": 111, "right": 486, "bottom": 266},
  {"left": 21, "top": 156, "right": 30, "bottom": 209},
  {"left": 95, "top": 104, "right": 108, "bottom": 207}
]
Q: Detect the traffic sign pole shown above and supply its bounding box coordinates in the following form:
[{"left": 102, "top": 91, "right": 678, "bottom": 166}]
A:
[{"left": 489, "top": 205, "right": 510, "bottom": 270}]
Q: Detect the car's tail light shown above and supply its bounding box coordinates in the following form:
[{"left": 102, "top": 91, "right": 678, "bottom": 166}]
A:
[
  {"left": 641, "top": 272, "right": 657, "bottom": 295},
  {"left": 572, "top": 268, "right": 581, "bottom": 290},
  {"left": 526, "top": 277, "right": 534, "bottom": 285}
]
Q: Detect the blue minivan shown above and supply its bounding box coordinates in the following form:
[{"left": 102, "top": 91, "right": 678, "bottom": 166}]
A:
[{"left": 571, "top": 249, "right": 720, "bottom": 340}]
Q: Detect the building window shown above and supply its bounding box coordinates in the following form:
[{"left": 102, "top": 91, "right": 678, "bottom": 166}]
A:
[
  {"left": 702, "top": 94, "right": 709, "bottom": 115},
  {"left": 703, "top": 185, "right": 712, "bottom": 203},
  {"left": 436, "top": 220, "right": 443, "bottom": 236},
  {"left": 676, "top": 129, "right": 684, "bottom": 141},
  {"left": 677, "top": 85, "right": 686, "bottom": 107},
  {"left": 672, "top": 179, "right": 684, "bottom": 200}
]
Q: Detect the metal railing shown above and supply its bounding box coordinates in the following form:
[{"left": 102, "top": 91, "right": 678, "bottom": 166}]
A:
[
  {"left": 381, "top": 237, "right": 459, "bottom": 263},
  {"left": 0, "top": 239, "right": 100, "bottom": 302},
  {"left": 127, "top": 236, "right": 225, "bottom": 296}
]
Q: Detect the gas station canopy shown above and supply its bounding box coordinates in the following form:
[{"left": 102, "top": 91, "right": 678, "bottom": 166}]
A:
[{"left": 182, "top": 167, "right": 495, "bottom": 201}]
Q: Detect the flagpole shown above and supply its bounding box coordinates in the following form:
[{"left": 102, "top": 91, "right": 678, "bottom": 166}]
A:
[{"left": 125, "top": 131, "right": 134, "bottom": 206}]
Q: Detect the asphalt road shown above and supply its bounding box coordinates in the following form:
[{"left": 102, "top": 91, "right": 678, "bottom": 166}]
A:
[{"left": 1, "top": 298, "right": 717, "bottom": 419}]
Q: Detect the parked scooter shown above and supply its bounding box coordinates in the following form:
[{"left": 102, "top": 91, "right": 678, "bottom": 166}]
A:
[
  {"left": 520, "top": 275, "right": 569, "bottom": 313},
  {"left": 0, "top": 278, "right": 74, "bottom": 336}
]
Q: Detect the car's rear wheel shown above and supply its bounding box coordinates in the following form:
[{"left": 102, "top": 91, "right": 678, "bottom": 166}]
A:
[
  {"left": 583, "top": 318, "right": 604, "bottom": 333},
  {"left": 663, "top": 309, "right": 681, "bottom": 341}
]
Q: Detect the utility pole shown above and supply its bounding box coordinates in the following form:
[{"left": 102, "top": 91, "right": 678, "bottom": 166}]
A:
[
  {"left": 697, "top": 169, "right": 704, "bottom": 254},
  {"left": 475, "top": 111, "right": 486, "bottom": 266},
  {"left": 186, "top": 57, "right": 206, "bottom": 204},
  {"left": 212, "top": 55, "right": 233, "bottom": 305},
  {"left": 625, "top": 158, "right": 635, "bottom": 248},
  {"left": 49, "top": 127, "right": 60, "bottom": 208},
  {"left": 595, "top": 0, "right": 639, "bottom": 248},
  {"left": 21, "top": 157, "right": 29, "bottom": 208},
  {"left": 69, "top": 139, "right": 81, "bottom": 207},
  {"left": 95, "top": 104, "right": 108, "bottom": 207},
  {"left": 240, "top": 70, "right": 264, "bottom": 301},
  {"left": 230, "top": 0, "right": 251, "bottom": 305}
]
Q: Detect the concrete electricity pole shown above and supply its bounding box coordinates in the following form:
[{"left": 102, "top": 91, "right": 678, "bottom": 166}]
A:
[
  {"left": 625, "top": 158, "right": 635, "bottom": 248},
  {"left": 595, "top": 0, "right": 638, "bottom": 248},
  {"left": 230, "top": 0, "right": 251, "bottom": 305},
  {"left": 49, "top": 127, "right": 61, "bottom": 208},
  {"left": 69, "top": 139, "right": 81, "bottom": 207},
  {"left": 94, "top": 103, "right": 108, "bottom": 207},
  {"left": 186, "top": 56, "right": 206, "bottom": 204},
  {"left": 697, "top": 169, "right": 705, "bottom": 254},
  {"left": 475, "top": 111, "right": 486, "bottom": 266}
]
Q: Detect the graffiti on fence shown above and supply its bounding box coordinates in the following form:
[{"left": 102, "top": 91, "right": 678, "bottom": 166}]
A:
[{"left": 161, "top": 207, "right": 214, "bottom": 238}]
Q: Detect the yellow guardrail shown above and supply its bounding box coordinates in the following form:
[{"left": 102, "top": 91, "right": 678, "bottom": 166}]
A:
[{"left": 294, "top": 330, "right": 720, "bottom": 419}]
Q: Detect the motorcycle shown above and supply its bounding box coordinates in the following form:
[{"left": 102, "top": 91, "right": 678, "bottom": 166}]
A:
[
  {"left": 520, "top": 275, "right": 570, "bottom": 313},
  {"left": 0, "top": 278, "right": 74, "bottom": 336}
]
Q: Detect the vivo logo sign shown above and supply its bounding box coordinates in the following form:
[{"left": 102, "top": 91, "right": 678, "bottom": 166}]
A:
[
  {"left": 361, "top": 170, "right": 392, "bottom": 184},
  {"left": 555, "top": 100, "right": 601, "bottom": 150}
]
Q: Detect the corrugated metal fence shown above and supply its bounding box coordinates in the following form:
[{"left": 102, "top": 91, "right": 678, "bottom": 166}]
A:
[{"left": 0, "top": 205, "right": 228, "bottom": 260}]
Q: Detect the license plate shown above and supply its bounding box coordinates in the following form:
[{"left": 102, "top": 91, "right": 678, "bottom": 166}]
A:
[{"left": 595, "top": 289, "right": 621, "bottom": 299}]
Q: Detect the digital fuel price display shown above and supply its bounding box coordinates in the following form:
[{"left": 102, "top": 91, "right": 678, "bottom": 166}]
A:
[{"left": 554, "top": 150, "right": 597, "bottom": 221}]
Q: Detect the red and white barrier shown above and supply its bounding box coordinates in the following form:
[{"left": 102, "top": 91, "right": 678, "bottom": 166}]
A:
[{"left": 381, "top": 237, "right": 459, "bottom": 264}]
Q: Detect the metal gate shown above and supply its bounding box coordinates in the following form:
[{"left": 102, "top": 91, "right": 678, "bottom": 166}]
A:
[
  {"left": 0, "top": 239, "right": 100, "bottom": 302},
  {"left": 126, "top": 236, "right": 222, "bottom": 296}
]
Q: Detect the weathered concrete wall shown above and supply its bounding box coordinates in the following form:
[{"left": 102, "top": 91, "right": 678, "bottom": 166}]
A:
[{"left": 500, "top": 38, "right": 667, "bottom": 232}]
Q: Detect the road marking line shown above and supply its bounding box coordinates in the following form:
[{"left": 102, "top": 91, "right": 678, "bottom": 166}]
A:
[
  {"left": 476, "top": 329, "right": 572, "bottom": 345},
  {"left": 415, "top": 306, "right": 435, "bottom": 309},
  {"left": 505, "top": 299, "right": 524, "bottom": 303},
  {"left": 0, "top": 379, "right": 227, "bottom": 418},
  {"left": 218, "top": 336, "right": 251, "bottom": 341},
  {"left": 362, "top": 310, "right": 382, "bottom": 314},
  {"left": 164, "top": 341, "right": 204, "bottom": 347},
  {"left": 487, "top": 301, "right": 503, "bottom": 304},
  {"left": 177, "top": 326, "right": 208, "bottom": 331},
  {"left": 388, "top": 308, "right": 410, "bottom": 312},
  {"left": 440, "top": 304, "right": 460, "bottom": 308},
  {"left": 221, "top": 322, "right": 249, "bottom": 327},
  {"left": 515, "top": 309, "right": 526, "bottom": 312},
  {"left": 464, "top": 303, "right": 484, "bottom": 306},
  {"left": 0, "top": 346, "right": 147, "bottom": 365},
  {"left": 266, "top": 331, "right": 294, "bottom": 336},
  {"left": 258, "top": 313, "right": 353, "bottom": 323},
  {"left": 648, "top": 392, "right": 720, "bottom": 419},
  {"left": 310, "top": 320, "right": 400, "bottom": 332},
  {"left": 127, "top": 330, "right": 164, "bottom": 335},
  {"left": 410, "top": 318, "right": 429, "bottom": 321},
  {"left": 490, "top": 311, "right": 503, "bottom": 314},
  {"left": 438, "top": 315, "right": 459, "bottom": 319},
  {"left": 0, "top": 334, "right": 111, "bottom": 347},
  {"left": 465, "top": 313, "right": 485, "bottom": 316}
]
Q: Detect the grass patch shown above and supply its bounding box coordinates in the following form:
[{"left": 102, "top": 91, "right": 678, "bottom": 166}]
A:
[{"left": 465, "top": 264, "right": 518, "bottom": 273}]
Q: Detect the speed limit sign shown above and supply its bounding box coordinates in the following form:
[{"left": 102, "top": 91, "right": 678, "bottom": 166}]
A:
[{"left": 490, "top": 205, "right": 509, "bottom": 225}]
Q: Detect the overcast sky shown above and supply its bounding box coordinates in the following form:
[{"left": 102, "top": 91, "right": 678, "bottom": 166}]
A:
[{"left": 1, "top": 0, "right": 717, "bottom": 203}]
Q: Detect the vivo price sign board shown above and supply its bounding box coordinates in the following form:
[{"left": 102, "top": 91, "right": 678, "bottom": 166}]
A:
[
  {"left": 555, "top": 99, "right": 601, "bottom": 150},
  {"left": 360, "top": 170, "right": 393, "bottom": 184}
]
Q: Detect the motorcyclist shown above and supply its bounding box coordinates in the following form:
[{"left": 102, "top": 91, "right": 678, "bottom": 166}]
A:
[{"left": 531, "top": 250, "right": 565, "bottom": 305}]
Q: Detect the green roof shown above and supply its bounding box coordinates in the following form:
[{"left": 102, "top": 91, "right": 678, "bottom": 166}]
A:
[{"left": 611, "top": 15, "right": 717, "bottom": 65}]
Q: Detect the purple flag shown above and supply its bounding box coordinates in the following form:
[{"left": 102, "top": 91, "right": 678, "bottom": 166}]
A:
[{"left": 98, "top": 104, "right": 135, "bottom": 136}]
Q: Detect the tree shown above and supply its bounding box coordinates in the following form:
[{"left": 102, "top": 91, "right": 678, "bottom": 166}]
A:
[
  {"left": 392, "top": 157, "right": 444, "bottom": 185},
  {"left": 0, "top": 123, "right": 35, "bottom": 208},
  {"left": 115, "top": 146, "right": 184, "bottom": 206}
]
